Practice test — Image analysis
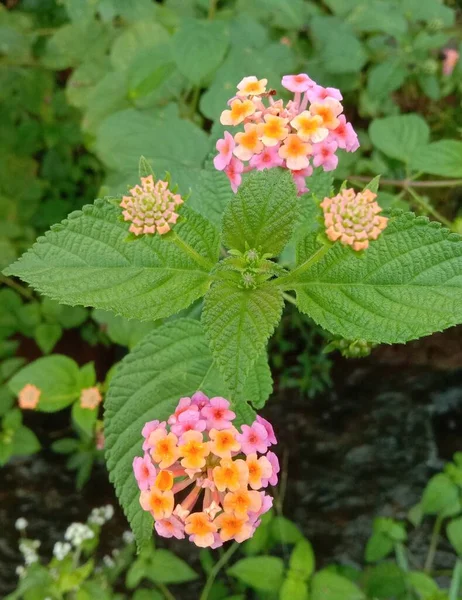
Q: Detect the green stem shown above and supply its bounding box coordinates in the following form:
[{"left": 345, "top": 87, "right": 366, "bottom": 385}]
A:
[
  {"left": 156, "top": 583, "right": 176, "bottom": 600},
  {"left": 0, "top": 274, "right": 34, "bottom": 300},
  {"left": 406, "top": 186, "right": 453, "bottom": 229},
  {"left": 169, "top": 231, "right": 214, "bottom": 271},
  {"left": 348, "top": 175, "right": 462, "bottom": 189},
  {"left": 199, "top": 542, "right": 240, "bottom": 600},
  {"left": 449, "top": 559, "right": 462, "bottom": 600},
  {"left": 424, "top": 515, "right": 443, "bottom": 573},
  {"left": 276, "top": 244, "right": 330, "bottom": 289},
  {"left": 282, "top": 292, "right": 297, "bottom": 305},
  {"left": 208, "top": 0, "right": 218, "bottom": 19}
]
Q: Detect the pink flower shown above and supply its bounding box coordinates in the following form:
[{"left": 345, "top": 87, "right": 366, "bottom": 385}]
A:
[
  {"left": 237, "top": 422, "right": 269, "bottom": 455},
  {"left": 171, "top": 410, "right": 206, "bottom": 439},
  {"left": 256, "top": 415, "right": 277, "bottom": 445},
  {"left": 281, "top": 73, "right": 315, "bottom": 93},
  {"left": 330, "top": 115, "right": 359, "bottom": 152},
  {"left": 248, "top": 492, "right": 274, "bottom": 527},
  {"left": 154, "top": 515, "right": 185, "bottom": 539},
  {"left": 202, "top": 397, "right": 236, "bottom": 430},
  {"left": 262, "top": 451, "right": 280, "bottom": 487},
  {"left": 133, "top": 454, "right": 157, "bottom": 491},
  {"left": 213, "top": 131, "right": 235, "bottom": 171},
  {"left": 306, "top": 85, "right": 343, "bottom": 103},
  {"left": 142, "top": 421, "right": 166, "bottom": 451},
  {"left": 191, "top": 391, "right": 210, "bottom": 410},
  {"left": 443, "top": 49, "right": 459, "bottom": 76},
  {"left": 291, "top": 165, "right": 313, "bottom": 195},
  {"left": 249, "top": 145, "right": 284, "bottom": 170},
  {"left": 224, "top": 157, "right": 244, "bottom": 193},
  {"left": 312, "top": 140, "right": 339, "bottom": 171}
]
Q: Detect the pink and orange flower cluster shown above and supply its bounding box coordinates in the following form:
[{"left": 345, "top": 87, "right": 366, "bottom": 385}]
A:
[
  {"left": 321, "top": 187, "right": 388, "bottom": 251},
  {"left": 120, "top": 175, "right": 183, "bottom": 236},
  {"left": 214, "top": 74, "right": 359, "bottom": 194},
  {"left": 133, "top": 392, "right": 279, "bottom": 547}
]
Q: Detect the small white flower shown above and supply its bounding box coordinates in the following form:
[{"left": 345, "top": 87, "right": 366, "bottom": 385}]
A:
[
  {"left": 53, "top": 541, "right": 72, "bottom": 561},
  {"left": 64, "top": 523, "right": 94, "bottom": 547},
  {"left": 15, "top": 518, "right": 28, "bottom": 531},
  {"left": 122, "top": 530, "right": 135, "bottom": 544},
  {"left": 16, "top": 566, "right": 25, "bottom": 578},
  {"left": 103, "top": 505, "right": 114, "bottom": 520},
  {"left": 103, "top": 555, "right": 115, "bottom": 568}
]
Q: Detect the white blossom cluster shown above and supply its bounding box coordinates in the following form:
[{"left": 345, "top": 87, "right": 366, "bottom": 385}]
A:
[
  {"left": 19, "top": 539, "right": 40, "bottom": 565},
  {"left": 88, "top": 504, "right": 114, "bottom": 526},
  {"left": 53, "top": 541, "right": 72, "bottom": 561},
  {"left": 64, "top": 523, "right": 94, "bottom": 547},
  {"left": 122, "top": 530, "right": 134, "bottom": 544}
]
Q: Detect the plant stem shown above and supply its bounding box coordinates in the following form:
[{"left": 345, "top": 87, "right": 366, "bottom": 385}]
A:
[
  {"left": 348, "top": 175, "right": 462, "bottom": 189},
  {"left": 199, "top": 542, "right": 240, "bottom": 600},
  {"left": 424, "top": 515, "right": 443, "bottom": 573},
  {"left": 169, "top": 231, "right": 214, "bottom": 271},
  {"left": 0, "top": 274, "right": 34, "bottom": 300},
  {"left": 449, "top": 559, "right": 462, "bottom": 600},
  {"left": 406, "top": 186, "right": 453, "bottom": 229},
  {"left": 282, "top": 291, "right": 297, "bottom": 305},
  {"left": 157, "top": 583, "right": 176, "bottom": 600},
  {"left": 395, "top": 542, "right": 409, "bottom": 572},
  {"left": 208, "top": 0, "right": 218, "bottom": 19},
  {"left": 276, "top": 244, "right": 330, "bottom": 289}
]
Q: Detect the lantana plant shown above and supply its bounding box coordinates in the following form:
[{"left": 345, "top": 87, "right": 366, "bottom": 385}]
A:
[{"left": 4, "top": 74, "right": 462, "bottom": 551}]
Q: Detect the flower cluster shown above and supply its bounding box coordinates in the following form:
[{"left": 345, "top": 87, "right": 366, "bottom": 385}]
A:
[
  {"left": 88, "top": 504, "right": 114, "bottom": 526},
  {"left": 133, "top": 392, "right": 279, "bottom": 548},
  {"left": 53, "top": 541, "right": 72, "bottom": 561},
  {"left": 120, "top": 174, "right": 183, "bottom": 236},
  {"left": 320, "top": 188, "right": 388, "bottom": 251},
  {"left": 80, "top": 387, "right": 102, "bottom": 410},
  {"left": 64, "top": 523, "right": 94, "bottom": 547},
  {"left": 18, "top": 384, "right": 40, "bottom": 410},
  {"left": 214, "top": 74, "right": 359, "bottom": 194},
  {"left": 19, "top": 539, "right": 40, "bottom": 566}
]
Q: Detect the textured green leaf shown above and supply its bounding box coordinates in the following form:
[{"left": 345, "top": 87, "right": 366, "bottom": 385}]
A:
[
  {"left": 242, "top": 353, "right": 273, "bottom": 410},
  {"left": 202, "top": 281, "right": 283, "bottom": 396},
  {"left": 410, "top": 141, "right": 462, "bottom": 177},
  {"left": 5, "top": 201, "right": 217, "bottom": 323},
  {"left": 290, "top": 212, "right": 462, "bottom": 343},
  {"left": 8, "top": 355, "right": 81, "bottom": 412},
  {"left": 172, "top": 19, "right": 230, "bottom": 84},
  {"left": 227, "top": 556, "right": 284, "bottom": 592},
  {"left": 369, "top": 114, "right": 430, "bottom": 162},
  {"left": 311, "top": 570, "right": 365, "bottom": 600},
  {"left": 93, "top": 310, "right": 158, "bottom": 349},
  {"left": 104, "top": 319, "right": 241, "bottom": 550},
  {"left": 222, "top": 169, "right": 299, "bottom": 256},
  {"left": 189, "top": 166, "right": 234, "bottom": 228}
]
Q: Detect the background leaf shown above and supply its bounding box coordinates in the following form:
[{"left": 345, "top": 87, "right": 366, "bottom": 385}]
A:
[
  {"left": 410, "top": 141, "right": 462, "bottom": 177},
  {"left": 369, "top": 114, "right": 430, "bottom": 162},
  {"left": 227, "top": 556, "right": 284, "bottom": 592}
]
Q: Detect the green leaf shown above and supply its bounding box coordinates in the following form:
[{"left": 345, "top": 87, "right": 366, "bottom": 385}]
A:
[
  {"left": 78, "top": 362, "right": 97, "bottom": 389},
  {"left": 35, "top": 323, "right": 62, "bottom": 354},
  {"left": 289, "top": 539, "right": 315, "bottom": 581},
  {"left": 72, "top": 402, "right": 98, "bottom": 438},
  {"left": 11, "top": 426, "right": 40, "bottom": 457},
  {"left": 94, "top": 108, "right": 209, "bottom": 195},
  {"left": 222, "top": 169, "right": 299, "bottom": 256},
  {"left": 365, "top": 563, "right": 406, "bottom": 598},
  {"left": 369, "top": 114, "right": 430, "bottom": 163},
  {"left": 401, "top": 0, "right": 455, "bottom": 27},
  {"left": 242, "top": 353, "right": 273, "bottom": 410},
  {"left": 421, "top": 473, "right": 459, "bottom": 515},
  {"left": 110, "top": 20, "right": 169, "bottom": 71},
  {"left": 280, "top": 576, "right": 309, "bottom": 600},
  {"left": 447, "top": 517, "right": 462, "bottom": 555},
  {"left": 365, "top": 532, "right": 394, "bottom": 562},
  {"left": 104, "top": 319, "right": 236, "bottom": 550},
  {"left": 5, "top": 201, "right": 216, "bottom": 323},
  {"left": 51, "top": 438, "right": 79, "bottom": 454},
  {"left": 291, "top": 212, "right": 462, "bottom": 344},
  {"left": 172, "top": 19, "right": 230, "bottom": 85},
  {"left": 408, "top": 572, "right": 439, "bottom": 598},
  {"left": 410, "top": 141, "right": 462, "bottom": 178},
  {"left": 346, "top": 1, "right": 408, "bottom": 36},
  {"left": 8, "top": 355, "right": 81, "bottom": 412},
  {"left": 271, "top": 516, "right": 304, "bottom": 545},
  {"left": 3, "top": 408, "right": 22, "bottom": 431},
  {"left": 147, "top": 549, "right": 198, "bottom": 584},
  {"left": 311, "top": 570, "right": 365, "bottom": 600},
  {"left": 93, "top": 310, "right": 158, "bottom": 349},
  {"left": 317, "top": 26, "right": 367, "bottom": 74},
  {"left": 367, "top": 58, "right": 408, "bottom": 99},
  {"left": 227, "top": 556, "right": 284, "bottom": 592},
  {"left": 189, "top": 167, "right": 234, "bottom": 228},
  {"left": 202, "top": 282, "right": 283, "bottom": 396}
]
